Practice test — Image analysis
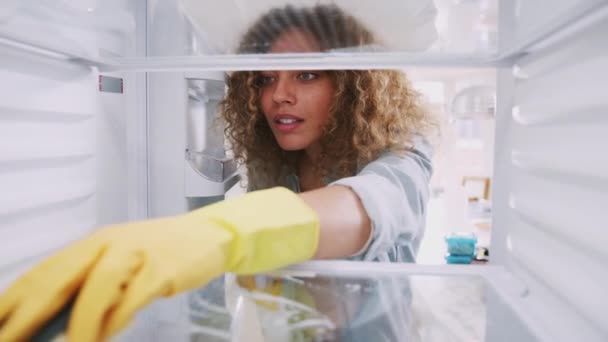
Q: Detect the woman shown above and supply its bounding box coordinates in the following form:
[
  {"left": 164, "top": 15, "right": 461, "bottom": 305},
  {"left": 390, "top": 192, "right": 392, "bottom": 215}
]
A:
[
  {"left": 227, "top": 6, "right": 436, "bottom": 341},
  {"left": 0, "top": 4, "right": 436, "bottom": 341},
  {"left": 222, "top": 4, "right": 435, "bottom": 262}
]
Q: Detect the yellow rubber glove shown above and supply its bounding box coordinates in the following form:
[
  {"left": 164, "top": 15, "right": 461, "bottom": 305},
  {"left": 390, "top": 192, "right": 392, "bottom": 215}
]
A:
[{"left": 0, "top": 187, "right": 319, "bottom": 342}]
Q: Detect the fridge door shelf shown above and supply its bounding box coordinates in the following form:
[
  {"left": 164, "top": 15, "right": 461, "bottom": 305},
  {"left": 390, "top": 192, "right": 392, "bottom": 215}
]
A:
[{"left": 184, "top": 150, "right": 240, "bottom": 197}]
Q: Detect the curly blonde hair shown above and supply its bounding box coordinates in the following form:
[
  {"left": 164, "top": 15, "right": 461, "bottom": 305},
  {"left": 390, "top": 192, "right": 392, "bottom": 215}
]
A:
[{"left": 220, "top": 4, "right": 437, "bottom": 190}]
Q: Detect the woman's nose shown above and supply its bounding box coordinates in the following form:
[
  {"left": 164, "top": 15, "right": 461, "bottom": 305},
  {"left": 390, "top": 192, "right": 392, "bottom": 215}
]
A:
[{"left": 272, "top": 77, "right": 296, "bottom": 105}]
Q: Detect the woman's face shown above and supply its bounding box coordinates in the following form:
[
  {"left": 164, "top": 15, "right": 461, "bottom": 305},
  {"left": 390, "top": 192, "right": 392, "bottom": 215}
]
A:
[{"left": 258, "top": 29, "right": 335, "bottom": 153}]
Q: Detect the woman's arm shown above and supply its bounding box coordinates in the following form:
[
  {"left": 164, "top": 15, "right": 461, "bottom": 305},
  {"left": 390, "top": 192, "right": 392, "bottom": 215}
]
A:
[
  {"left": 299, "top": 186, "right": 371, "bottom": 259},
  {"left": 310, "top": 138, "right": 433, "bottom": 262}
]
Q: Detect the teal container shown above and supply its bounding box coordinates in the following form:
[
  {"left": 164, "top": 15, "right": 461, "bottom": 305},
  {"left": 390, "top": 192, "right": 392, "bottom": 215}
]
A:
[
  {"left": 445, "top": 232, "right": 477, "bottom": 256},
  {"left": 445, "top": 253, "right": 474, "bottom": 264}
]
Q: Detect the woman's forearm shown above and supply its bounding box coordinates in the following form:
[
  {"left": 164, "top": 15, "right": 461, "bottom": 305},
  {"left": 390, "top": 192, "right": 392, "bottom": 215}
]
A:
[{"left": 299, "top": 186, "right": 371, "bottom": 259}]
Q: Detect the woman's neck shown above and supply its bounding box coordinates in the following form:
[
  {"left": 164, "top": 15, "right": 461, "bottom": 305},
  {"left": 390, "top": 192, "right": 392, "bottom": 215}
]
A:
[
  {"left": 304, "top": 142, "right": 322, "bottom": 165},
  {"left": 297, "top": 144, "right": 324, "bottom": 192}
]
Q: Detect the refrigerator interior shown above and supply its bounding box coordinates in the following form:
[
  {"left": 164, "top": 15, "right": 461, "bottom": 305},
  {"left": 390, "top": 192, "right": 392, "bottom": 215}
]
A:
[{"left": 0, "top": 0, "right": 607, "bottom": 341}]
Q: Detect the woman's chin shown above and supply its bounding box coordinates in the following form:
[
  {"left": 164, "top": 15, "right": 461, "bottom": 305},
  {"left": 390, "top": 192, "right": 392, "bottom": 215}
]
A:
[
  {"left": 276, "top": 140, "right": 309, "bottom": 152},
  {"left": 279, "top": 144, "right": 306, "bottom": 152}
]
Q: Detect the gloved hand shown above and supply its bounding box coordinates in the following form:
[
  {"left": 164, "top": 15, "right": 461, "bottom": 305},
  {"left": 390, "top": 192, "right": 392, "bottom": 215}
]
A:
[{"left": 0, "top": 187, "right": 319, "bottom": 342}]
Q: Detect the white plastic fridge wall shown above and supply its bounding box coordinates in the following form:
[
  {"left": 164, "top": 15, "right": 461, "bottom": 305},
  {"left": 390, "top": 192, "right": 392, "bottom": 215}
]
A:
[
  {"left": 491, "top": 3, "right": 608, "bottom": 341},
  {"left": 0, "top": 0, "right": 147, "bottom": 290}
]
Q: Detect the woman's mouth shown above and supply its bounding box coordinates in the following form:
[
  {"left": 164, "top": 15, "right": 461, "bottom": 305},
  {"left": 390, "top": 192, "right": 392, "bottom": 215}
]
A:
[{"left": 274, "top": 114, "right": 304, "bottom": 133}]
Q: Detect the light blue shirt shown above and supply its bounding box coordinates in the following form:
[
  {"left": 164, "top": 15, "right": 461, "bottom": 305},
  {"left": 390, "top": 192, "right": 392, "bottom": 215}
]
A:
[
  {"left": 287, "top": 137, "right": 433, "bottom": 263},
  {"left": 280, "top": 138, "right": 433, "bottom": 341}
]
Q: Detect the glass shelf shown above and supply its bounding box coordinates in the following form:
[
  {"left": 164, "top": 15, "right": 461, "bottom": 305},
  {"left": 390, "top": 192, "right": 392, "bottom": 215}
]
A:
[
  {"left": 0, "top": 0, "right": 605, "bottom": 72},
  {"left": 181, "top": 261, "right": 539, "bottom": 342},
  {"left": 99, "top": 52, "right": 510, "bottom": 73}
]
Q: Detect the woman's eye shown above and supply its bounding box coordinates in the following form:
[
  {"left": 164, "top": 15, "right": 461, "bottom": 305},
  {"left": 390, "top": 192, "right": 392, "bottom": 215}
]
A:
[
  {"left": 255, "top": 75, "right": 274, "bottom": 87},
  {"left": 298, "top": 72, "right": 318, "bottom": 81}
]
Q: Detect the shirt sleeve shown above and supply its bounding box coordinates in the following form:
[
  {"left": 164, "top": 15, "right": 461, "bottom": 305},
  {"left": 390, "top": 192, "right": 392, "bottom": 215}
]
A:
[{"left": 328, "top": 137, "right": 433, "bottom": 262}]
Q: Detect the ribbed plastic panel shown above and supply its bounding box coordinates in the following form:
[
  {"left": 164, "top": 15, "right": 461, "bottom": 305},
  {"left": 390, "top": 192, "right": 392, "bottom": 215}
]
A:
[
  {"left": 0, "top": 0, "right": 141, "bottom": 291},
  {"left": 497, "top": 17, "right": 608, "bottom": 342},
  {"left": 0, "top": 64, "right": 98, "bottom": 290}
]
